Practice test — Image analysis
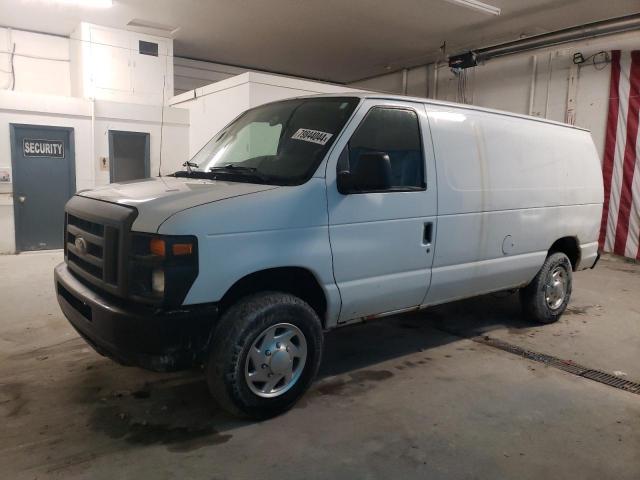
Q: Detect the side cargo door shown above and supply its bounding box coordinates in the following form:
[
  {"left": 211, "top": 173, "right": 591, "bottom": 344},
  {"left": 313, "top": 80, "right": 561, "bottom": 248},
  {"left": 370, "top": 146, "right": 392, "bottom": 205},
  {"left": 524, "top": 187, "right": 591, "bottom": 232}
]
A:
[{"left": 325, "top": 100, "right": 438, "bottom": 323}]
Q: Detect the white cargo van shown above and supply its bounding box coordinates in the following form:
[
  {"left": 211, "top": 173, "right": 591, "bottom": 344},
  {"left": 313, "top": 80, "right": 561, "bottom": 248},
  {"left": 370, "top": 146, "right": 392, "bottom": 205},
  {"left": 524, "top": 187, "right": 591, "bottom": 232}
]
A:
[{"left": 55, "top": 93, "right": 603, "bottom": 417}]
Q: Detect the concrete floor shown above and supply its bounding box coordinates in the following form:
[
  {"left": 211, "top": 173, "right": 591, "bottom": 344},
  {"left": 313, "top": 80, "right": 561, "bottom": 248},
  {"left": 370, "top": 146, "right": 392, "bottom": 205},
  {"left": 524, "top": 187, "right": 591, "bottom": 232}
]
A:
[{"left": 1, "top": 252, "right": 639, "bottom": 479}]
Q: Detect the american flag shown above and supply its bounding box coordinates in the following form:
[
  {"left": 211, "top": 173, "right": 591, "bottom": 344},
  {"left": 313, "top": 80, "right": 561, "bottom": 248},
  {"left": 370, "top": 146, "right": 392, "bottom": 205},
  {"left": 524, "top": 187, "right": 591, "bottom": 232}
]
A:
[{"left": 599, "top": 50, "right": 640, "bottom": 260}]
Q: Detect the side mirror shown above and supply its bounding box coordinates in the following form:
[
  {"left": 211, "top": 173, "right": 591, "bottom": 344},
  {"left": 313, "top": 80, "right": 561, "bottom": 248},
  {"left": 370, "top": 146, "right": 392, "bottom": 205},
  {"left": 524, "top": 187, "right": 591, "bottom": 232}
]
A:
[
  {"left": 339, "top": 152, "right": 392, "bottom": 194},
  {"left": 337, "top": 170, "right": 353, "bottom": 194}
]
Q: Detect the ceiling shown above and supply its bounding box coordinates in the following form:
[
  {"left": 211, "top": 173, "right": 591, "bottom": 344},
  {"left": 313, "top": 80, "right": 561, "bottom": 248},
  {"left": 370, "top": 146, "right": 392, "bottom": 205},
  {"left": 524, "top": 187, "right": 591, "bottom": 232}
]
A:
[{"left": 1, "top": 0, "right": 638, "bottom": 83}]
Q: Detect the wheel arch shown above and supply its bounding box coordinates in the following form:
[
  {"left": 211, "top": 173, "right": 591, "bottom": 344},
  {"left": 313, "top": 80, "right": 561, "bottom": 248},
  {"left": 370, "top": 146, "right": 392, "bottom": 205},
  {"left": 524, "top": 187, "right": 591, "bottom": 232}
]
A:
[
  {"left": 548, "top": 236, "right": 580, "bottom": 271},
  {"left": 219, "top": 266, "right": 329, "bottom": 326}
]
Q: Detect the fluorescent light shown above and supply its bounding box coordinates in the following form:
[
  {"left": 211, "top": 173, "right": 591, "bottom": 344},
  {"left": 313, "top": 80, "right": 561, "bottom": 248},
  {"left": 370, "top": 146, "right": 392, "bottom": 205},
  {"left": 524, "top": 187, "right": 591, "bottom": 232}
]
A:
[
  {"left": 44, "top": 0, "right": 113, "bottom": 7},
  {"left": 443, "top": 0, "right": 501, "bottom": 16}
]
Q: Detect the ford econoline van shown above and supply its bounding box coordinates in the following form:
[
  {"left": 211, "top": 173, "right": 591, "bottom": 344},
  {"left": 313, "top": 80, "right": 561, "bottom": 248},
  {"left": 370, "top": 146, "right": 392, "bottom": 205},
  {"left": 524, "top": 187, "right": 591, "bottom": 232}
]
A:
[{"left": 55, "top": 93, "right": 603, "bottom": 418}]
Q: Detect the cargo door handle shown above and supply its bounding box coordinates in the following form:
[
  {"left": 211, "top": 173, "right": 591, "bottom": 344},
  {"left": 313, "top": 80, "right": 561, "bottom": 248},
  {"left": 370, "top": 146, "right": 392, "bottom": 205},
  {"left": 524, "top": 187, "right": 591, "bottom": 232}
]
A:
[
  {"left": 18, "top": 195, "right": 26, "bottom": 204},
  {"left": 423, "top": 222, "right": 433, "bottom": 253}
]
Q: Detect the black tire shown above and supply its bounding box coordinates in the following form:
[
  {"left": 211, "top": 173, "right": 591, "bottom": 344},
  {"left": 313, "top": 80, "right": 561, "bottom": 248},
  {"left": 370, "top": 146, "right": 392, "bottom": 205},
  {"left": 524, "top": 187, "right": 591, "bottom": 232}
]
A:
[
  {"left": 206, "top": 291, "right": 323, "bottom": 419},
  {"left": 520, "top": 252, "right": 573, "bottom": 324}
]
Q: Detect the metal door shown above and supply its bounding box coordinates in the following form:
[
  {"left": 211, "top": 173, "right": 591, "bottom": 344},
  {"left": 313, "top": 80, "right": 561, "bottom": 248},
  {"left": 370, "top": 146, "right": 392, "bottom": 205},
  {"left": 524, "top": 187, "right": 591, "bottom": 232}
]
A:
[
  {"left": 109, "top": 130, "right": 150, "bottom": 183},
  {"left": 10, "top": 124, "right": 75, "bottom": 251}
]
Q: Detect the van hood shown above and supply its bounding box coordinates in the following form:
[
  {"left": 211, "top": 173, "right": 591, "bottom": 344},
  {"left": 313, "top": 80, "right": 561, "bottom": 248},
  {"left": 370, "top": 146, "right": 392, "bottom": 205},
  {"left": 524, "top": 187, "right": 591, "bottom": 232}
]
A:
[{"left": 79, "top": 176, "right": 279, "bottom": 231}]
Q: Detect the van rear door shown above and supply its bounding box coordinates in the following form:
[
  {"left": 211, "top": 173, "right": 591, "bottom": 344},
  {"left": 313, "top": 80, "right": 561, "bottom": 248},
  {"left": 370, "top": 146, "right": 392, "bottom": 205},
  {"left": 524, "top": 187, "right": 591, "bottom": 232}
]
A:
[{"left": 325, "top": 100, "right": 437, "bottom": 322}]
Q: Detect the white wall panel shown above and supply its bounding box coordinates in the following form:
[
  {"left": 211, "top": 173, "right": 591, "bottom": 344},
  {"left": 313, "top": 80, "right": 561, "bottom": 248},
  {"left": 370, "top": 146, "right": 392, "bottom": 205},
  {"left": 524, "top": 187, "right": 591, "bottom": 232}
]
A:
[
  {"left": 349, "top": 71, "right": 405, "bottom": 94},
  {"left": 0, "top": 27, "right": 70, "bottom": 96},
  {"left": 173, "top": 57, "right": 250, "bottom": 95}
]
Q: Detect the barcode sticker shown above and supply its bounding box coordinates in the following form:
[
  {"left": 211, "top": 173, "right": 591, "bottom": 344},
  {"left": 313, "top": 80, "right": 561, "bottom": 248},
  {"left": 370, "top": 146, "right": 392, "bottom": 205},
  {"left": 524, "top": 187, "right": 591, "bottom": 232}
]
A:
[{"left": 291, "top": 128, "right": 333, "bottom": 145}]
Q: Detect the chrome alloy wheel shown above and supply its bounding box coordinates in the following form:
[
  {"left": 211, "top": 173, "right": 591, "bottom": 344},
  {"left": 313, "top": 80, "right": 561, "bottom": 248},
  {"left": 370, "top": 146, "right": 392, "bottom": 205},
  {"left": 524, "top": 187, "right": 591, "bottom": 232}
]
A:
[
  {"left": 244, "top": 323, "right": 307, "bottom": 398},
  {"left": 544, "top": 265, "right": 568, "bottom": 310}
]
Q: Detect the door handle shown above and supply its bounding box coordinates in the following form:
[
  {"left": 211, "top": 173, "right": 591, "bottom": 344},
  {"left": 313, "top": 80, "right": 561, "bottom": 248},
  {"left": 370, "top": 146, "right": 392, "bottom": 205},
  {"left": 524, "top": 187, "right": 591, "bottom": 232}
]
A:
[
  {"left": 423, "top": 222, "right": 433, "bottom": 252},
  {"left": 18, "top": 195, "right": 26, "bottom": 204}
]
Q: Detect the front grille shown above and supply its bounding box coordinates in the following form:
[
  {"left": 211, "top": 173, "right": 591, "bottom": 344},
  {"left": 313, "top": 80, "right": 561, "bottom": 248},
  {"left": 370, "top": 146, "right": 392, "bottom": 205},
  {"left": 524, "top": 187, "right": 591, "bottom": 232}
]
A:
[
  {"left": 68, "top": 214, "right": 104, "bottom": 237},
  {"left": 67, "top": 214, "right": 119, "bottom": 284},
  {"left": 64, "top": 196, "right": 137, "bottom": 298},
  {"left": 68, "top": 250, "right": 103, "bottom": 279}
]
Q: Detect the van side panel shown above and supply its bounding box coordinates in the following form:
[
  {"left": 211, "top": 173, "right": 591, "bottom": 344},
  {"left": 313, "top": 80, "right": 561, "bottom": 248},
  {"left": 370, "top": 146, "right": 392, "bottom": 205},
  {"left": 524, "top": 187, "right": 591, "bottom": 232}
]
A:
[
  {"left": 425, "top": 106, "right": 603, "bottom": 305},
  {"left": 430, "top": 108, "right": 602, "bottom": 214}
]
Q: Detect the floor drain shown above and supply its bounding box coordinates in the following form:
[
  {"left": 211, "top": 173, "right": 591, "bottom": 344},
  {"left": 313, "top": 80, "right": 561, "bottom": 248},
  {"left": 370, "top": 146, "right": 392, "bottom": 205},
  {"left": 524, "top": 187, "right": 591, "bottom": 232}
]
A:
[{"left": 438, "top": 327, "right": 640, "bottom": 395}]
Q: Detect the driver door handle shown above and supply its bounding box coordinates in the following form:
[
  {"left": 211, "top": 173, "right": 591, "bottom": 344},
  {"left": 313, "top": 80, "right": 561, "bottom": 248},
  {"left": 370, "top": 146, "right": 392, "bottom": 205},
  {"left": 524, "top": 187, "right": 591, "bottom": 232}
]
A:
[{"left": 423, "top": 222, "right": 433, "bottom": 253}]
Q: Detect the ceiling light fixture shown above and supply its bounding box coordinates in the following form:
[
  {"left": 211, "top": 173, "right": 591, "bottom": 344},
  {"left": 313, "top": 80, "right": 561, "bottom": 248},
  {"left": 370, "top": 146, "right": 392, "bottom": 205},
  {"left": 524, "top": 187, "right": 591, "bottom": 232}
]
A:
[
  {"left": 443, "top": 0, "right": 501, "bottom": 16},
  {"left": 45, "top": 0, "right": 113, "bottom": 7}
]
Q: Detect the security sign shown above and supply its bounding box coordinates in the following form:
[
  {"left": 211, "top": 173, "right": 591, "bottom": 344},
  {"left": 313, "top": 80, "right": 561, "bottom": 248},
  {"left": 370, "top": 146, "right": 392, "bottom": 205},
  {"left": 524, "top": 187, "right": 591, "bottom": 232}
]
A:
[{"left": 23, "top": 139, "right": 65, "bottom": 158}]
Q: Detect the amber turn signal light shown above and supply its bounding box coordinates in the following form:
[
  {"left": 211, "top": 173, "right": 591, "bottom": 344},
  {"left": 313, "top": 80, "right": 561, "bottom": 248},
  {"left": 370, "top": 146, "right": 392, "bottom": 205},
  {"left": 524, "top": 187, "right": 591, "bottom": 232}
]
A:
[
  {"left": 172, "top": 243, "right": 193, "bottom": 256},
  {"left": 150, "top": 238, "right": 166, "bottom": 257}
]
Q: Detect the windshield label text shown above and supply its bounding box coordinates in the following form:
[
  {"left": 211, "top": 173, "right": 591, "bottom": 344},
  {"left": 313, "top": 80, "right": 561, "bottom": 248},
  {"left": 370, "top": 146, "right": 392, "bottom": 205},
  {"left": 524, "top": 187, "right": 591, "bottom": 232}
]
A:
[{"left": 291, "top": 129, "right": 333, "bottom": 146}]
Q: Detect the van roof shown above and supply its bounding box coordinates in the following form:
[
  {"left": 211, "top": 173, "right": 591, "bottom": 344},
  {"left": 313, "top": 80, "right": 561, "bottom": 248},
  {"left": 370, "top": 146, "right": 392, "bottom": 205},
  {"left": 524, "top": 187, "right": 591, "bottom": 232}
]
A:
[{"left": 291, "top": 92, "right": 590, "bottom": 132}]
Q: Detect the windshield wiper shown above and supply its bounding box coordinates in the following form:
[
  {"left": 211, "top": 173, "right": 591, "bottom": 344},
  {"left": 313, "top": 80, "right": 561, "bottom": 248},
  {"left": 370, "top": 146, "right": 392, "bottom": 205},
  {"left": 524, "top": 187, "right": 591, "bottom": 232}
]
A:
[
  {"left": 209, "top": 164, "right": 271, "bottom": 182},
  {"left": 209, "top": 164, "right": 259, "bottom": 174}
]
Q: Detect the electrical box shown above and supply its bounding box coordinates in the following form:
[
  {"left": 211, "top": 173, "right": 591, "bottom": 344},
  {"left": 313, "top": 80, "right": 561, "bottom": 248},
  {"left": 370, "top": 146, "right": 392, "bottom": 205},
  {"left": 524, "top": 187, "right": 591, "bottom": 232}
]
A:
[
  {"left": 70, "top": 23, "right": 174, "bottom": 105},
  {"left": 448, "top": 51, "right": 478, "bottom": 69}
]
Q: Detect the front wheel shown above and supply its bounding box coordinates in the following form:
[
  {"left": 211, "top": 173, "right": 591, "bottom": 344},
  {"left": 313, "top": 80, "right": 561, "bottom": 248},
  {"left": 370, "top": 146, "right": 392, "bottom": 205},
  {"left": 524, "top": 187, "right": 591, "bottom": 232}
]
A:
[
  {"left": 520, "top": 252, "right": 573, "bottom": 324},
  {"left": 206, "top": 292, "right": 323, "bottom": 419}
]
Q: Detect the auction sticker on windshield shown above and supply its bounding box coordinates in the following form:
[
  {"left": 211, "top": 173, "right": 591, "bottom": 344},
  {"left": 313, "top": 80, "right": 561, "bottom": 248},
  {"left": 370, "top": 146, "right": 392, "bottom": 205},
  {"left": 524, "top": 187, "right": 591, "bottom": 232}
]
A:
[{"left": 291, "top": 128, "right": 333, "bottom": 145}]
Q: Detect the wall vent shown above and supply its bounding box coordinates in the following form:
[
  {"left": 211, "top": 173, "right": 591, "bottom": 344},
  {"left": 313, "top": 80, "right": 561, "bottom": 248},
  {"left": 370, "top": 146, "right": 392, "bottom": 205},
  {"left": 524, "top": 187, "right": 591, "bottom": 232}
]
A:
[{"left": 139, "top": 40, "right": 159, "bottom": 57}]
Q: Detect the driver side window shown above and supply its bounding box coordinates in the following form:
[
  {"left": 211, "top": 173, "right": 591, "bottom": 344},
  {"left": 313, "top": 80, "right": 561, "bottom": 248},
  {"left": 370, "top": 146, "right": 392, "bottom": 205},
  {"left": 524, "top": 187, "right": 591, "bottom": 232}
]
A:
[{"left": 342, "top": 107, "right": 425, "bottom": 191}]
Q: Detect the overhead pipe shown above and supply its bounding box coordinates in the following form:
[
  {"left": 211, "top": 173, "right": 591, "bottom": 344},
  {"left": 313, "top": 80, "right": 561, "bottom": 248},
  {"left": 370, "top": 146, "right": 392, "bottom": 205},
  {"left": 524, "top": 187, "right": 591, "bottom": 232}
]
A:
[
  {"left": 544, "top": 52, "right": 553, "bottom": 119},
  {"left": 449, "top": 13, "right": 640, "bottom": 68},
  {"left": 433, "top": 61, "right": 439, "bottom": 99},
  {"left": 528, "top": 54, "right": 537, "bottom": 116},
  {"left": 402, "top": 68, "right": 408, "bottom": 95}
]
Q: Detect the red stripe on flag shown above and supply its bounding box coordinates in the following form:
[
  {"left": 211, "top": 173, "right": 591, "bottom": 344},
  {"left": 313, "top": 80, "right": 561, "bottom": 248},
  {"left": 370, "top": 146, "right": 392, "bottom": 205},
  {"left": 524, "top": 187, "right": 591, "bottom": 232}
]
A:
[
  {"left": 613, "top": 51, "right": 640, "bottom": 256},
  {"left": 599, "top": 50, "right": 621, "bottom": 249}
]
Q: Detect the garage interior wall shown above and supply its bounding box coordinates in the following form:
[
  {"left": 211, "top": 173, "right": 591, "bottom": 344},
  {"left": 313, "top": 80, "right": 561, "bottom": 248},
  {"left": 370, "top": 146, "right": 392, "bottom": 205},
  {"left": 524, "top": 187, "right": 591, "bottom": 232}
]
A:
[
  {"left": 0, "top": 26, "right": 190, "bottom": 254},
  {"left": 173, "top": 57, "right": 253, "bottom": 96},
  {"left": 0, "top": 91, "right": 189, "bottom": 253},
  {"left": 0, "top": 26, "right": 354, "bottom": 254},
  {"left": 172, "top": 57, "right": 343, "bottom": 96},
  {"left": 2, "top": 24, "right": 638, "bottom": 255},
  {"left": 0, "top": 27, "right": 71, "bottom": 96},
  {"left": 348, "top": 30, "right": 640, "bottom": 160}
]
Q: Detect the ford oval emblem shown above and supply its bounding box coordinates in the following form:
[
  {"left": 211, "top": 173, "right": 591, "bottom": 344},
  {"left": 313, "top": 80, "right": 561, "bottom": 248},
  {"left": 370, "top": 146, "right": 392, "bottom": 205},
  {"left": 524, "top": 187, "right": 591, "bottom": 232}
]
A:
[{"left": 75, "top": 236, "right": 88, "bottom": 255}]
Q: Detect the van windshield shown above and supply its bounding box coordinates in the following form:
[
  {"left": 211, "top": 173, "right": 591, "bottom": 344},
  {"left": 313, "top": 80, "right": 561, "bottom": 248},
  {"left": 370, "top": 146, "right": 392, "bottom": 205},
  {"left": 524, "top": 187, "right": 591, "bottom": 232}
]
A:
[{"left": 186, "top": 97, "right": 359, "bottom": 185}]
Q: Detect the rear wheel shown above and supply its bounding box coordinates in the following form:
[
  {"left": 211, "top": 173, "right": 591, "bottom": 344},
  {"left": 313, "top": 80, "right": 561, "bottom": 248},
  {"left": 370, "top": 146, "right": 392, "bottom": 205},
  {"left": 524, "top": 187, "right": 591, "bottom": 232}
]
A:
[
  {"left": 206, "top": 292, "right": 323, "bottom": 419},
  {"left": 520, "top": 252, "right": 572, "bottom": 324}
]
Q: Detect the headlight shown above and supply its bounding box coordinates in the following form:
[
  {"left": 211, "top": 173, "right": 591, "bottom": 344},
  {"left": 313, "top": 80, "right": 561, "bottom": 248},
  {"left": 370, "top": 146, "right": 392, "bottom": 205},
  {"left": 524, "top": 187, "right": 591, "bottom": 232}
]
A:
[
  {"left": 130, "top": 233, "right": 199, "bottom": 307},
  {"left": 151, "top": 268, "right": 165, "bottom": 294}
]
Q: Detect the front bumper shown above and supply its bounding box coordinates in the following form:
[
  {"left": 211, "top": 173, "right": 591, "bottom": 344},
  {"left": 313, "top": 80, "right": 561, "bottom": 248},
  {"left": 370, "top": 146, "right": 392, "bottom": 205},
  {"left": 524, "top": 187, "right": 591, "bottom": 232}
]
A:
[{"left": 54, "top": 263, "right": 217, "bottom": 371}]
